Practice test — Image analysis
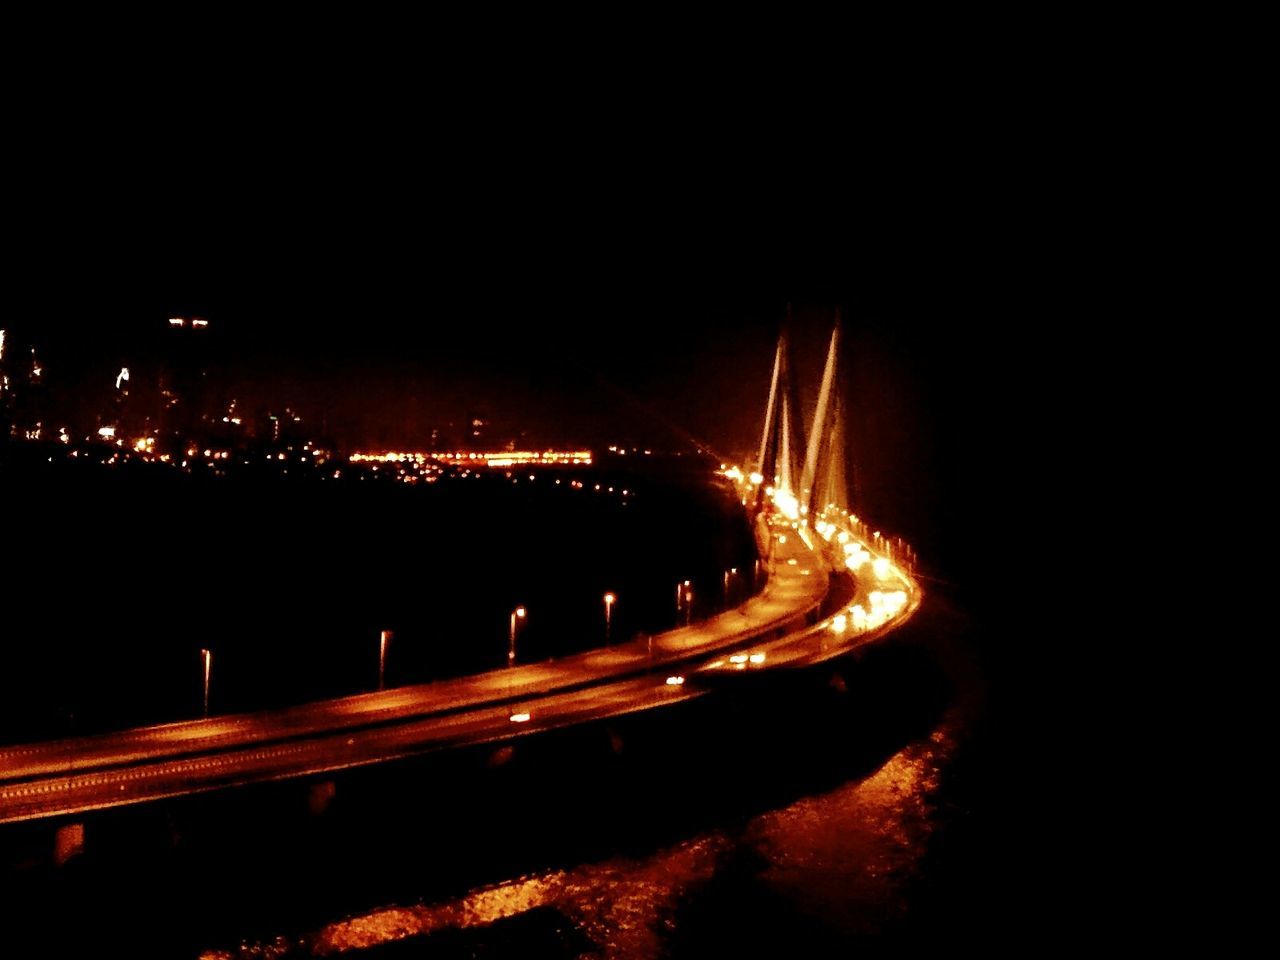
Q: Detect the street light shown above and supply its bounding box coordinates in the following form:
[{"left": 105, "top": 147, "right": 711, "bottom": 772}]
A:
[
  {"left": 676, "top": 580, "right": 692, "bottom": 626},
  {"left": 508, "top": 606, "right": 527, "bottom": 719},
  {"left": 200, "top": 648, "right": 211, "bottom": 719},
  {"left": 378, "top": 629, "right": 392, "bottom": 690},
  {"left": 508, "top": 606, "right": 526, "bottom": 666},
  {"left": 723, "top": 567, "right": 738, "bottom": 608},
  {"left": 603, "top": 592, "right": 616, "bottom": 644}
]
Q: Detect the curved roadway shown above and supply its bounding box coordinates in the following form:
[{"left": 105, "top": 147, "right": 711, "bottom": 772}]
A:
[{"left": 0, "top": 508, "right": 919, "bottom": 825}]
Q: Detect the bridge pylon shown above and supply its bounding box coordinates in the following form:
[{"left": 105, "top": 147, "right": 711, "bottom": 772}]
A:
[
  {"left": 753, "top": 308, "right": 807, "bottom": 520},
  {"left": 753, "top": 309, "right": 850, "bottom": 524},
  {"left": 801, "top": 312, "right": 849, "bottom": 520}
]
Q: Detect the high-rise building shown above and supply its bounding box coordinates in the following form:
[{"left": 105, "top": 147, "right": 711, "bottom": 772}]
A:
[
  {"left": 157, "top": 316, "right": 216, "bottom": 449},
  {"left": 0, "top": 334, "right": 49, "bottom": 442},
  {"left": 0, "top": 328, "right": 11, "bottom": 438}
]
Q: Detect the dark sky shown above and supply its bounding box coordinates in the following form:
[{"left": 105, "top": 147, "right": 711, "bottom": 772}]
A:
[{"left": 5, "top": 122, "right": 1034, "bottom": 593}]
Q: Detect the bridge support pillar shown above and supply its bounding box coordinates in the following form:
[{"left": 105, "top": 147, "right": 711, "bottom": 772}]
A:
[
  {"left": 54, "top": 822, "right": 85, "bottom": 866},
  {"left": 308, "top": 780, "right": 337, "bottom": 815}
]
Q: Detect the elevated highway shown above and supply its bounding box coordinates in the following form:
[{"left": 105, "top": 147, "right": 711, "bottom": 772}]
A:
[{"left": 0, "top": 503, "right": 917, "bottom": 826}]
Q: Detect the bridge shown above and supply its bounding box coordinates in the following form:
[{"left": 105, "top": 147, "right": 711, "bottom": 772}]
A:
[{"left": 0, "top": 316, "right": 922, "bottom": 839}]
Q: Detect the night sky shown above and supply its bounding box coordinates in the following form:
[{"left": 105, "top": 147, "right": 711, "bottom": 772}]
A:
[
  {"left": 8, "top": 201, "right": 1015, "bottom": 587},
  {"left": 2, "top": 100, "right": 1061, "bottom": 944},
  {"left": 4, "top": 103, "right": 1039, "bottom": 593}
]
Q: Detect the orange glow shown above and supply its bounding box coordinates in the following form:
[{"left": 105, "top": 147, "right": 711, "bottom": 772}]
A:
[
  {"left": 774, "top": 487, "right": 801, "bottom": 520},
  {"left": 665, "top": 675, "right": 685, "bottom": 685},
  {"left": 604, "top": 593, "right": 615, "bottom": 605},
  {"left": 515, "top": 607, "right": 526, "bottom": 619},
  {"left": 349, "top": 450, "right": 592, "bottom": 467},
  {"left": 509, "top": 712, "right": 531, "bottom": 723}
]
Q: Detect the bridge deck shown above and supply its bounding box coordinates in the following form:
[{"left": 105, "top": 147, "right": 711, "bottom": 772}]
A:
[{"left": 1, "top": 526, "right": 841, "bottom": 824}]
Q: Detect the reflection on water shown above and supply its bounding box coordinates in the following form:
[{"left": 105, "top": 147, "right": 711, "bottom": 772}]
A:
[
  {"left": 745, "top": 724, "right": 953, "bottom": 939},
  {"left": 203, "top": 718, "right": 957, "bottom": 958}
]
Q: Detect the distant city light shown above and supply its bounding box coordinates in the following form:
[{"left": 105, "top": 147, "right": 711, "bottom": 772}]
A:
[
  {"left": 666, "top": 676, "right": 685, "bottom": 686},
  {"left": 168, "top": 318, "right": 184, "bottom": 327},
  {"left": 191, "top": 318, "right": 209, "bottom": 328},
  {"left": 116, "top": 367, "right": 129, "bottom": 390},
  {"left": 0, "top": 329, "right": 5, "bottom": 360},
  {"left": 509, "top": 712, "right": 531, "bottom": 723},
  {"left": 349, "top": 450, "right": 592, "bottom": 467},
  {"left": 97, "top": 427, "right": 116, "bottom": 439}
]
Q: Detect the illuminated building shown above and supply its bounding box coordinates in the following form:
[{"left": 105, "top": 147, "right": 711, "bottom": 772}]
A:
[
  {"left": 1, "top": 334, "right": 49, "bottom": 442},
  {"left": 349, "top": 450, "right": 592, "bottom": 467},
  {"left": 158, "top": 314, "right": 215, "bottom": 447}
]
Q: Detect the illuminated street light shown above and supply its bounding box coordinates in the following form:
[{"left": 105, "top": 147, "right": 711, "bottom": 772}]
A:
[
  {"left": 723, "top": 567, "right": 738, "bottom": 608},
  {"left": 508, "top": 606, "right": 527, "bottom": 715},
  {"left": 508, "top": 606, "right": 526, "bottom": 666},
  {"left": 676, "top": 581, "right": 694, "bottom": 625},
  {"left": 378, "top": 629, "right": 392, "bottom": 690},
  {"left": 200, "top": 648, "right": 212, "bottom": 718},
  {"left": 603, "top": 592, "right": 616, "bottom": 645}
]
